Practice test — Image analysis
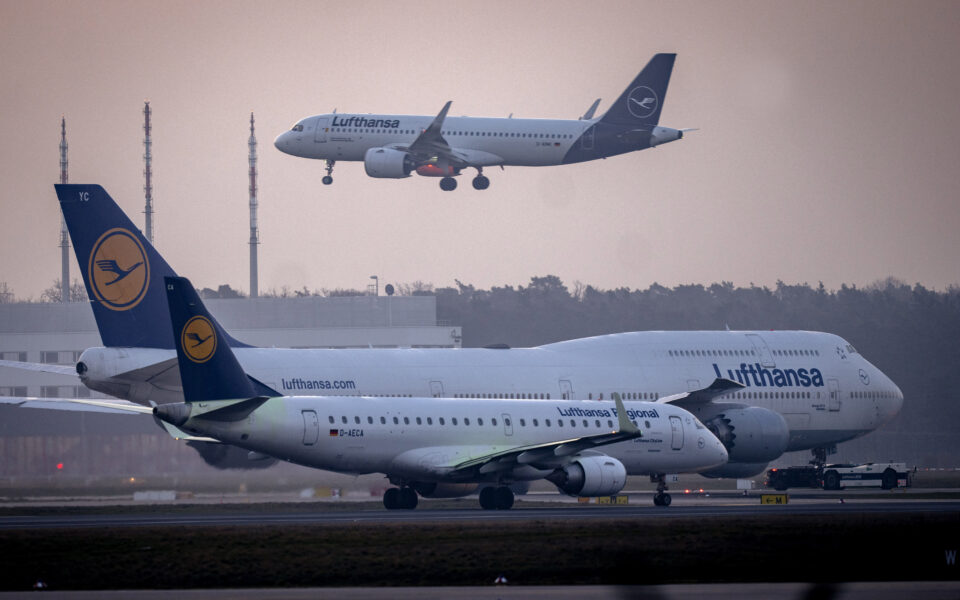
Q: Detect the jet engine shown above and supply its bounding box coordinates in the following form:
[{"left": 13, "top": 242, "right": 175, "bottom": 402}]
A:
[
  {"left": 363, "top": 147, "right": 414, "bottom": 178},
  {"left": 546, "top": 456, "right": 627, "bottom": 497},
  {"left": 411, "top": 482, "right": 478, "bottom": 498},
  {"left": 702, "top": 406, "right": 789, "bottom": 464},
  {"left": 186, "top": 441, "right": 278, "bottom": 470}
]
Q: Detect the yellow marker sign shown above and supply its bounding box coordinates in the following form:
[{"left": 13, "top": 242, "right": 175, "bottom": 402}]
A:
[
  {"left": 760, "top": 493, "right": 789, "bottom": 505},
  {"left": 180, "top": 316, "right": 217, "bottom": 363},
  {"left": 88, "top": 228, "right": 149, "bottom": 311}
]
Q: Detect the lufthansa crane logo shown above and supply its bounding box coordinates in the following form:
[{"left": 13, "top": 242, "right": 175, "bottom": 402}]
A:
[
  {"left": 626, "top": 86, "right": 658, "bottom": 119},
  {"left": 88, "top": 228, "right": 149, "bottom": 311},
  {"left": 181, "top": 316, "right": 217, "bottom": 363}
]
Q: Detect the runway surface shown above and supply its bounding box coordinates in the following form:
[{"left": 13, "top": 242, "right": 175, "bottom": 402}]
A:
[{"left": 2, "top": 498, "right": 956, "bottom": 530}]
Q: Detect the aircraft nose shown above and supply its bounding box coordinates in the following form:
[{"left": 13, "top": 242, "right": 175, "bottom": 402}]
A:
[
  {"left": 274, "top": 132, "right": 288, "bottom": 152},
  {"left": 881, "top": 383, "right": 904, "bottom": 424}
]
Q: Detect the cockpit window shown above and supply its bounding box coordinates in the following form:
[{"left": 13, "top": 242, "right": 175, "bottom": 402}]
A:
[
  {"left": 291, "top": 124, "right": 304, "bottom": 132},
  {"left": 846, "top": 344, "right": 858, "bottom": 354},
  {"left": 694, "top": 418, "right": 706, "bottom": 430}
]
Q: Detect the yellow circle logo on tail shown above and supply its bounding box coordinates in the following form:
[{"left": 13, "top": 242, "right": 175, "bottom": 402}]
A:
[
  {"left": 181, "top": 316, "right": 217, "bottom": 363},
  {"left": 88, "top": 228, "right": 150, "bottom": 311}
]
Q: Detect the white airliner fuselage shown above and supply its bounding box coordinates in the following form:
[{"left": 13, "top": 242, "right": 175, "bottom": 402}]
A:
[{"left": 274, "top": 53, "right": 685, "bottom": 191}]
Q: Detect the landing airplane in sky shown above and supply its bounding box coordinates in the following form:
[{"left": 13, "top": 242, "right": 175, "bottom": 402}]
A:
[
  {"left": 273, "top": 53, "right": 690, "bottom": 191},
  {"left": 1, "top": 184, "right": 903, "bottom": 485}
]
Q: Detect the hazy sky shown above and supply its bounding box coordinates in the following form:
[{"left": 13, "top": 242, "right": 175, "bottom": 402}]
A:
[{"left": 2, "top": 0, "right": 959, "bottom": 299}]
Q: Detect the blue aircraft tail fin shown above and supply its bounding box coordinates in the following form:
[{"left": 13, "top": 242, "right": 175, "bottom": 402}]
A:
[
  {"left": 599, "top": 53, "right": 676, "bottom": 126},
  {"left": 56, "top": 184, "right": 248, "bottom": 349},
  {"left": 164, "top": 276, "right": 277, "bottom": 402}
]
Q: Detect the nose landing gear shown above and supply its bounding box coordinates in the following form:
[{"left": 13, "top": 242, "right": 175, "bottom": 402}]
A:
[
  {"left": 651, "top": 473, "right": 672, "bottom": 506},
  {"left": 322, "top": 160, "right": 335, "bottom": 185}
]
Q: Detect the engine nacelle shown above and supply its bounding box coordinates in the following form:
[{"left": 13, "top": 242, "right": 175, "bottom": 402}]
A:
[
  {"left": 185, "top": 441, "right": 278, "bottom": 470},
  {"left": 411, "top": 482, "right": 478, "bottom": 498},
  {"left": 704, "top": 406, "right": 789, "bottom": 464},
  {"left": 546, "top": 456, "right": 627, "bottom": 497},
  {"left": 699, "top": 462, "right": 769, "bottom": 478},
  {"left": 363, "top": 147, "right": 414, "bottom": 178}
]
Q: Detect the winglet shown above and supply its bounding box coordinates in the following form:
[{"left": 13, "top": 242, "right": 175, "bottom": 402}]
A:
[
  {"left": 423, "top": 101, "right": 452, "bottom": 136},
  {"left": 580, "top": 98, "right": 601, "bottom": 120},
  {"left": 612, "top": 392, "right": 640, "bottom": 435}
]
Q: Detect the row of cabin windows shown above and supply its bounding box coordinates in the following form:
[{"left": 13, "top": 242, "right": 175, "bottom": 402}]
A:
[
  {"left": 852, "top": 390, "right": 901, "bottom": 400},
  {"left": 328, "top": 413, "right": 653, "bottom": 430},
  {"left": 330, "top": 127, "right": 572, "bottom": 140},
  {"left": 726, "top": 390, "right": 820, "bottom": 400},
  {"left": 669, "top": 348, "right": 821, "bottom": 358},
  {"left": 454, "top": 391, "right": 660, "bottom": 401}
]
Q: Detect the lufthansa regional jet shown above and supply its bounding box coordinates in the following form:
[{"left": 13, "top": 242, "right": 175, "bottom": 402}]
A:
[
  {"left": 0, "top": 185, "right": 903, "bottom": 497},
  {"left": 273, "top": 53, "right": 689, "bottom": 191}
]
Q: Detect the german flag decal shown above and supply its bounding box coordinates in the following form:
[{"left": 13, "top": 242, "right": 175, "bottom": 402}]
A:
[{"left": 329, "top": 429, "right": 339, "bottom": 437}]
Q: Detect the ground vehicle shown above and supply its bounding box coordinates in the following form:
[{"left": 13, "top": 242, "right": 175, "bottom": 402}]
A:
[
  {"left": 766, "top": 462, "right": 911, "bottom": 491},
  {"left": 820, "top": 462, "right": 911, "bottom": 490}
]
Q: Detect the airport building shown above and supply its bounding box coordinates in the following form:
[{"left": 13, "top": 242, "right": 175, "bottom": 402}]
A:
[{"left": 0, "top": 295, "right": 461, "bottom": 399}]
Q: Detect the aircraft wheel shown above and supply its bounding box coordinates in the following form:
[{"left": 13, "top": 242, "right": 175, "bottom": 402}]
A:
[
  {"left": 654, "top": 492, "right": 671, "bottom": 506},
  {"left": 472, "top": 175, "right": 490, "bottom": 190},
  {"left": 479, "top": 486, "right": 497, "bottom": 510},
  {"left": 399, "top": 487, "right": 419, "bottom": 509},
  {"left": 440, "top": 177, "right": 457, "bottom": 191},
  {"left": 322, "top": 175, "right": 333, "bottom": 185},
  {"left": 494, "top": 486, "right": 514, "bottom": 510},
  {"left": 383, "top": 487, "right": 400, "bottom": 510}
]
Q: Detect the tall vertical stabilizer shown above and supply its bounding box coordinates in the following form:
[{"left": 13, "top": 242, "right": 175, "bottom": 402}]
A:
[
  {"left": 143, "top": 101, "right": 154, "bottom": 244},
  {"left": 59, "top": 116, "right": 70, "bottom": 302},
  {"left": 248, "top": 112, "right": 259, "bottom": 298}
]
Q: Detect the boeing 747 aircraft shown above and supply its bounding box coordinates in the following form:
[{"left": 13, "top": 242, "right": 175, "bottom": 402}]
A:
[
  {"left": 1, "top": 185, "right": 903, "bottom": 486},
  {"left": 273, "top": 53, "right": 689, "bottom": 191}
]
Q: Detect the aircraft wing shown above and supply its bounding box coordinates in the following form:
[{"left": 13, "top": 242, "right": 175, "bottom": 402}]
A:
[
  {"left": 0, "top": 395, "right": 220, "bottom": 442},
  {"left": 656, "top": 377, "right": 744, "bottom": 409},
  {"left": 0, "top": 359, "right": 78, "bottom": 378},
  {"left": 405, "top": 101, "right": 453, "bottom": 158},
  {"left": 450, "top": 393, "right": 641, "bottom": 476},
  {"left": 0, "top": 395, "right": 152, "bottom": 415}
]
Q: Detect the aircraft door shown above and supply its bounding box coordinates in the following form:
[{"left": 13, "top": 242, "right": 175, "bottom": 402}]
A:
[
  {"left": 502, "top": 413, "right": 514, "bottom": 436},
  {"left": 559, "top": 379, "right": 573, "bottom": 400},
  {"left": 746, "top": 334, "right": 775, "bottom": 368},
  {"left": 669, "top": 416, "right": 684, "bottom": 450},
  {"left": 314, "top": 117, "right": 329, "bottom": 143},
  {"left": 302, "top": 410, "right": 319, "bottom": 445},
  {"left": 828, "top": 379, "right": 841, "bottom": 412},
  {"left": 430, "top": 380, "right": 444, "bottom": 398}
]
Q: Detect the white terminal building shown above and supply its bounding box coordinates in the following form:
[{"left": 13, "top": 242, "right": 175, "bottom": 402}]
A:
[{"left": 0, "top": 295, "right": 461, "bottom": 399}]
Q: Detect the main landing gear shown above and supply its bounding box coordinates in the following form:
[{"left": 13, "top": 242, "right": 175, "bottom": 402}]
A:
[
  {"left": 383, "top": 486, "right": 418, "bottom": 510},
  {"left": 651, "top": 473, "right": 672, "bottom": 506},
  {"left": 478, "top": 485, "right": 515, "bottom": 510},
  {"left": 322, "top": 160, "right": 335, "bottom": 185},
  {"left": 439, "top": 176, "right": 457, "bottom": 191},
  {"left": 472, "top": 168, "right": 490, "bottom": 190}
]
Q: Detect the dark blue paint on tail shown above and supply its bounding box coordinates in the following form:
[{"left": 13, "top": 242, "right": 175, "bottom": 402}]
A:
[
  {"left": 599, "top": 53, "right": 675, "bottom": 127},
  {"left": 56, "top": 184, "right": 248, "bottom": 349},
  {"left": 562, "top": 53, "right": 677, "bottom": 165},
  {"left": 164, "top": 276, "right": 277, "bottom": 402}
]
